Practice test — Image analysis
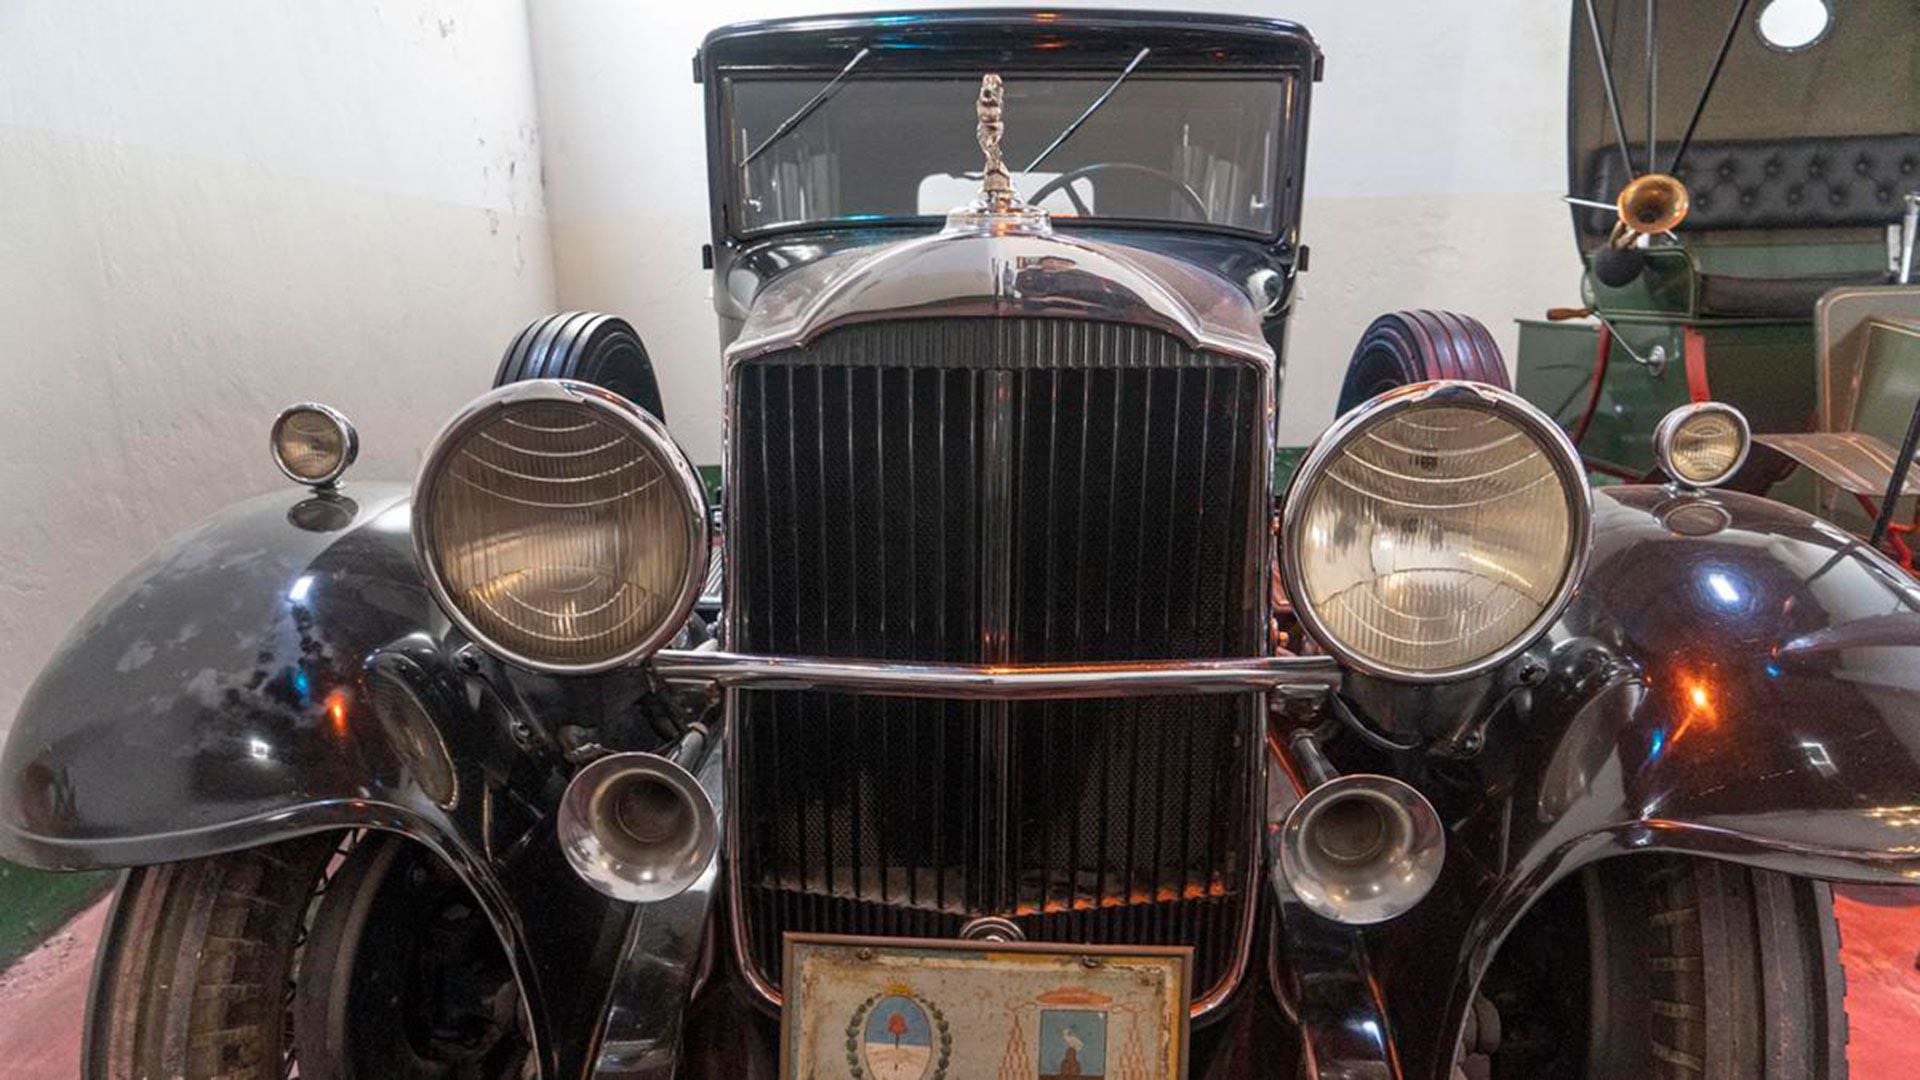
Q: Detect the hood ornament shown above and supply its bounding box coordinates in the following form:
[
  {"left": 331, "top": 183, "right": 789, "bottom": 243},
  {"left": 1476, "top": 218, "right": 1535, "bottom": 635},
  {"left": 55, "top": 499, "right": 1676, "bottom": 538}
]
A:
[
  {"left": 948, "top": 74, "right": 1050, "bottom": 234},
  {"left": 977, "top": 74, "right": 1015, "bottom": 210}
]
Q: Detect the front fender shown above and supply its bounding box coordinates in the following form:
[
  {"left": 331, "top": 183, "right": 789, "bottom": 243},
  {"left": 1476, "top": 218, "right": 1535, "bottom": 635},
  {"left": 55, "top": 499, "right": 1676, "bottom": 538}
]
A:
[
  {"left": 2, "top": 485, "right": 440, "bottom": 862},
  {"left": 0, "top": 484, "right": 645, "bottom": 1080},
  {"left": 1534, "top": 484, "right": 1920, "bottom": 880},
  {"left": 1355, "top": 485, "right": 1920, "bottom": 1080}
]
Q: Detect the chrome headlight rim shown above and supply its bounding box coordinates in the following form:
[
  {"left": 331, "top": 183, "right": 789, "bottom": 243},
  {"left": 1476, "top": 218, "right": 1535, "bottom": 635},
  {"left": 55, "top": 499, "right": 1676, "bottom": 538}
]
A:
[
  {"left": 270, "top": 401, "right": 359, "bottom": 487},
  {"left": 1653, "top": 400, "right": 1751, "bottom": 489},
  {"left": 412, "top": 379, "right": 710, "bottom": 676},
  {"left": 1280, "top": 380, "right": 1594, "bottom": 684}
]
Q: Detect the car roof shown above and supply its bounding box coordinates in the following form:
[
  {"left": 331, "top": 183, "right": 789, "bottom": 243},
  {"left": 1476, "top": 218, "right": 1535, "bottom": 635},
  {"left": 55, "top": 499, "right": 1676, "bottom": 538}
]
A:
[{"left": 699, "top": 9, "right": 1321, "bottom": 76}]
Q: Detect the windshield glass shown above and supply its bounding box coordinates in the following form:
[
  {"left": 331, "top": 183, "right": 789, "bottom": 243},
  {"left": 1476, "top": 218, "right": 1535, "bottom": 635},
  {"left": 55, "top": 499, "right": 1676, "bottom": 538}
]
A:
[{"left": 723, "top": 72, "right": 1291, "bottom": 237}]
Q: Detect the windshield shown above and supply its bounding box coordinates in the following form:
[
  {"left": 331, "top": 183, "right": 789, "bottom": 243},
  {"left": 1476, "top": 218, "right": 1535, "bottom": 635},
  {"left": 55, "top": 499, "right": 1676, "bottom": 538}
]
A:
[{"left": 723, "top": 72, "right": 1292, "bottom": 238}]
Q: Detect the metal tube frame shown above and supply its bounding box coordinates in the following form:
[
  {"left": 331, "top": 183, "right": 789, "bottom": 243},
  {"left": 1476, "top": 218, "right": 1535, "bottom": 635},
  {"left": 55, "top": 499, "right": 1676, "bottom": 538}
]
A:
[
  {"left": 1668, "top": 0, "right": 1755, "bottom": 176},
  {"left": 1582, "top": 0, "right": 1639, "bottom": 181}
]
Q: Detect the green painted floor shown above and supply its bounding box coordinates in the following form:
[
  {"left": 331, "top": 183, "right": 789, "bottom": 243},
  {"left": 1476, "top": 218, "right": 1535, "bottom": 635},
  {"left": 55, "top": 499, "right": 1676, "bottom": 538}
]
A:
[{"left": 0, "top": 861, "right": 111, "bottom": 971}]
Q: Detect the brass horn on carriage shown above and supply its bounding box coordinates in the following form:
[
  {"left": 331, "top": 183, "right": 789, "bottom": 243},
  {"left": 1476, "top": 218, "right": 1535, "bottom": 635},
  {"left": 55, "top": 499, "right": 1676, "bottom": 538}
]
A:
[
  {"left": 1593, "top": 172, "right": 1692, "bottom": 287},
  {"left": 1609, "top": 172, "right": 1691, "bottom": 247},
  {"left": 557, "top": 725, "right": 719, "bottom": 903}
]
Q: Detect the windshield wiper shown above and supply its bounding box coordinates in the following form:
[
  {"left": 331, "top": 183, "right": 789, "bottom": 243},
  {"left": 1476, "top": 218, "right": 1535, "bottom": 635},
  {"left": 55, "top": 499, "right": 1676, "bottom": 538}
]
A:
[
  {"left": 740, "top": 47, "right": 871, "bottom": 168},
  {"left": 1024, "top": 47, "right": 1151, "bottom": 173}
]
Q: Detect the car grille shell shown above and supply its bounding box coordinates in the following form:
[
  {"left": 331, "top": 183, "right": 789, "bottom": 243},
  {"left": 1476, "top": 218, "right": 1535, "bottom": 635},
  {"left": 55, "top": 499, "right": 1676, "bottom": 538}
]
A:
[{"left": 726, "top": 317, "right": 1268, "bottom": 1011}]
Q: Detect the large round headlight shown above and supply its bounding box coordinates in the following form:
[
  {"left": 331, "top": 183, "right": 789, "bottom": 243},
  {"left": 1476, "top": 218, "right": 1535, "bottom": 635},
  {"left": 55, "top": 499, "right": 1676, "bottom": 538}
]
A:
[
  {"left": 413, "top": 380, "right": 708, "bottom": 674},
  {"left": 1281, "top": 381, "right": 1592, "bottom": 681}
]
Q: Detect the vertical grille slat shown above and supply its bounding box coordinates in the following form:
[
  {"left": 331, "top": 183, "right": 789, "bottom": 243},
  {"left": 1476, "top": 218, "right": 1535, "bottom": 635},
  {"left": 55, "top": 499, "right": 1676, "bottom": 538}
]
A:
[{"left": 729, "top": 317, "right": 1265, "bottom": 1008}]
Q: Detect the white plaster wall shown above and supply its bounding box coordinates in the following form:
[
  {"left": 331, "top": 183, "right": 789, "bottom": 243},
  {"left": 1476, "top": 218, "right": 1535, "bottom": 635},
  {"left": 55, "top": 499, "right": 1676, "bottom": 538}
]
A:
[
  {"left": 0, "top": 1, "right": 557, "bottom": 739},
  {"left": 0, "top": 1, "right": 1583, "bottom": 743},
  {"left": 527, "top": 0, "right": 1582, "bottom": 466}
]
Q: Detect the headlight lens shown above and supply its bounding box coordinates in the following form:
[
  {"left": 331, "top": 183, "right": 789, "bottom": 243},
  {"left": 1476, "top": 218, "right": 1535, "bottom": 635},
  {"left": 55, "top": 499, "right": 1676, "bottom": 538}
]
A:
[
  {"left": 1282, "top": 382, "right": 1591, "bottom": 681},
  {"left": 1655, "top": 402, "right": 1750, "bottom": 488},
  {"left": 413, "top": 380, "right": 708, "bottom": 673},
  {"left": 271, "top": 403, "right": 357, "bottom": 486}
]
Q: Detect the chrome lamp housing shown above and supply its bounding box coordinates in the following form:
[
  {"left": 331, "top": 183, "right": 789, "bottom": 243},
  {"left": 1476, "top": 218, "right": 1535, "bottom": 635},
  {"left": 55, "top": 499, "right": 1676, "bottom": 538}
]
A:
[
  {"left": 1281, "top": 381, "right": 1594, "bottom": 682},
  {"left": 1654, "top": 400, "right": 1752, "bottom": 489},
  {"left": 412, "top": 378, "right": 709, "bottom": 675}
]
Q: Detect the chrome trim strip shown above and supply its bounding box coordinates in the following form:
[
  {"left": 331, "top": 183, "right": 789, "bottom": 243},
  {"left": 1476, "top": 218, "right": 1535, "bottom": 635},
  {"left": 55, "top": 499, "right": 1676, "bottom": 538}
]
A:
[
  {"left": 979, "top": 369, "right": 1017, "bottom": 912},
  {"left": 653, "top": 650, "right": 1338, "bottom": 699},
  {"left": 411, "top": 379, "right": 711, "bottom": 676},
  {"left": 1190, "top": 692, "right": 1268, "bottom": 1020},
  {"left": 1279, "top": 379, "right": 1594, "bottom": 684},
  {"left": 720, "top": 685, "right": 781, "bottom": 1007}
]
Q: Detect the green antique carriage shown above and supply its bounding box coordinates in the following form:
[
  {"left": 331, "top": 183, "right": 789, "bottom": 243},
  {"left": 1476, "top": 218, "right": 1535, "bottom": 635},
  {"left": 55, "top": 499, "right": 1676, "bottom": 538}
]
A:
[
  {"left": 1520, "top": 0, "right": 1920, "bottom": 486},
  {"left": 1343, "top": 0, "right": 1920, "bottom": 548}
]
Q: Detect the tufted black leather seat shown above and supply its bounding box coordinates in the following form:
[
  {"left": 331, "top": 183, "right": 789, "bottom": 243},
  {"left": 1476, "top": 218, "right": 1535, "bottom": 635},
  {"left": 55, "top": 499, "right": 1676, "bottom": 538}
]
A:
[
  {"left": 1579, "top": 135, "right": 1911, "bottom": 318},
  {"left": 1581, "top": 133, "right": 1920, "bottom": 235}
]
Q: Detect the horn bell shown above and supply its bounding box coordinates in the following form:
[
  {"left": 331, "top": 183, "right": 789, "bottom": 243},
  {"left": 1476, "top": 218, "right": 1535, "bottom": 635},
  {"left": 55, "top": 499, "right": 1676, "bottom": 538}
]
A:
[
  {"left": 1615, "top": 172, "right": 1691, "bottom": 239},
  {"left": 558, "top": 750, "right": 719, "bottom": 903},
  {"left": 1278, "top": 774, "right": 1445, "bottom": 925}
]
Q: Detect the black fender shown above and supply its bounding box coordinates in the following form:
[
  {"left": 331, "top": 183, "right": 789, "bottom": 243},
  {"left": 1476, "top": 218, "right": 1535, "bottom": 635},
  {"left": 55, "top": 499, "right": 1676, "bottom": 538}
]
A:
[
  {"left": 1342, "top": 484, "right": 1920, "bottom": 1079},
  {"left": 0, "top": 485, "right": 641, "bottom": 1079}
]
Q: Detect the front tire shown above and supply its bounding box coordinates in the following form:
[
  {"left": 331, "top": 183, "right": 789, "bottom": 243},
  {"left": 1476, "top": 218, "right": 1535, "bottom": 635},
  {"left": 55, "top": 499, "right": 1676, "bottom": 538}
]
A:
[
  {"left": 1480, "top": 855, "right": 1847, "bottom": 1079},
  {"left": 85, "top": 832, "right": 530, "bottom": 1079},
  {"left": 86, "top": 836, "right": 335, "bottom": 1078}
]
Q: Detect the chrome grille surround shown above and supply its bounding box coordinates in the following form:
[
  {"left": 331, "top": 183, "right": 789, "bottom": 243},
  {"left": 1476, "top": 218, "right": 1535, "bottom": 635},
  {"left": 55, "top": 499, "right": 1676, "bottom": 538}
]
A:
[{"left": 716, "top": 218, "right": 1281, "bottom": 1018}]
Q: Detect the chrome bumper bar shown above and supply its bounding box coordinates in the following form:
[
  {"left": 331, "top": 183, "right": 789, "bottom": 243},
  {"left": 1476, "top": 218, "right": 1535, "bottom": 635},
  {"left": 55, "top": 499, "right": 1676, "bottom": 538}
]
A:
[{"left": 649, "top": 650, "right": 1339, "bottom": 700}]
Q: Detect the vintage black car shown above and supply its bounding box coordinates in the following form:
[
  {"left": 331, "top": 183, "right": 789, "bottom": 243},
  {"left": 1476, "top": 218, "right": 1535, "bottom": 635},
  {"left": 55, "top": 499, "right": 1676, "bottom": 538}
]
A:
[{"left": 4, "top": 10, "right": 1918, "bottom": 1080}]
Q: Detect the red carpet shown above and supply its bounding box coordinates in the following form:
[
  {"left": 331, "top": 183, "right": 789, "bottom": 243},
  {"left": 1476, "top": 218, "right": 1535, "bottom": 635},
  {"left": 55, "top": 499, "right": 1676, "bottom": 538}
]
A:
[
  {"left": 1835, "top": 886, "right": 1920, "bottom": 1078},
  {"left": 0, "top": 888, "right": 1916, "bottom": 1077}
]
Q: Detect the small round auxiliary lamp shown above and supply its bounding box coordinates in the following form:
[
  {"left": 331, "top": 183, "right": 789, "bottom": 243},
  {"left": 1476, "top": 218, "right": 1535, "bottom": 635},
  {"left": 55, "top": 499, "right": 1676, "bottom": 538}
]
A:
[
  {"left": 1654, "top": 402, "right": 1751, "bottom": 489},
  {"left": 270, "top": 402, "right": 359, "bottom": 488}
]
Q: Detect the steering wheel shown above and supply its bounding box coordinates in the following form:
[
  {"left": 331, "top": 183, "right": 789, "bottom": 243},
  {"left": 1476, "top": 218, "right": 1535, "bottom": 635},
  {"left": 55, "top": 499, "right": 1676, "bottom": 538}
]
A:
[{"left": 1028, "top": 162, "right": 1211, "bottom": 222}]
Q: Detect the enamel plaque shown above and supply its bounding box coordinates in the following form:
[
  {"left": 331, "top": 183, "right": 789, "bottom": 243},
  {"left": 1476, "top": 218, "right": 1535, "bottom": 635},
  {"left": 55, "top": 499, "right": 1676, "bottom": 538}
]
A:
[{"left": 781, "top": 934, "right": 1190, "bottom": 1080}]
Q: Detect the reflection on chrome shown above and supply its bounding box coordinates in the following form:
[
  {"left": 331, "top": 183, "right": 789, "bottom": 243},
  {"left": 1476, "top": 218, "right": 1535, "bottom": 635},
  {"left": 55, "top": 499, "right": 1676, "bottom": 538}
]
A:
[
  {"left": 413, "top": 380, "right": 709, "bottom": 674},
  {"left": 649, "top": 650, "right": 1340, "bottom": 699},
  {"left": 1283, "top": 382, "right": 1590, "bottom": 681}
]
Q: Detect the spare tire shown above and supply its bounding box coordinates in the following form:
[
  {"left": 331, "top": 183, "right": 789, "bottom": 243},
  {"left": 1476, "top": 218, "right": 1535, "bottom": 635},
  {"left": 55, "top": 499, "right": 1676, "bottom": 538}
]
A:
[
  {"left": 495, "top": 310, "right": 666, "bottom": 419},
  {"left": 1336, "top": 309, "right": 1511, "bottom": 416}
]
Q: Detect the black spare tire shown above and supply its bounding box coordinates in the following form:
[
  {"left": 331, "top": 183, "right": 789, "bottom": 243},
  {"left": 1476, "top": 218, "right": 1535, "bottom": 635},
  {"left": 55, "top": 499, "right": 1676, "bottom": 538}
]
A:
[{"left": 496, "top": 310, "right": 666, "bottom": 419}]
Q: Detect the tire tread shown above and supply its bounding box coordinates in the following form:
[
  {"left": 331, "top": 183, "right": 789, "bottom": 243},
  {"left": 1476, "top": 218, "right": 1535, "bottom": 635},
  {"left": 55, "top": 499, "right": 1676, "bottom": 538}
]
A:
[{"left": 87, "top": 836, "right": 336, "bottom": 1080}]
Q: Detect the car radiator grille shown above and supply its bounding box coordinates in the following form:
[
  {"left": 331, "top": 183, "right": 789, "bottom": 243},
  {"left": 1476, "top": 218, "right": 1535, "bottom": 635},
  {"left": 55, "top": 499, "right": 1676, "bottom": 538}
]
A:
[{"left": 726, "top": 318, "right": 1267, "bottom": 1008}]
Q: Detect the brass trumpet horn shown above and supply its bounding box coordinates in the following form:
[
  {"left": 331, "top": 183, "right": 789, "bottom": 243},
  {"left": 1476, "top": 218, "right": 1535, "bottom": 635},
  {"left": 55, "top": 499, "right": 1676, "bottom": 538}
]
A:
[
  {"left": 1593, "top": 173, "right": 1690, "bottom": 289},
  {"left": 557, "top": 725, "right": 719, "bottom": 903},
  {"left": 1611, "top": 172, "right": 1691, "bottom": 245}
]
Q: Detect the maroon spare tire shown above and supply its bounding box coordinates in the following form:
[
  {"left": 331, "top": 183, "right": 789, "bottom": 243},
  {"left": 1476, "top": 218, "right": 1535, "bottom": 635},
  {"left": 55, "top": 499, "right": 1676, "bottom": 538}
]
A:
[{"left": 1336, "top": 309, "right": 1511, "bottom": 416}]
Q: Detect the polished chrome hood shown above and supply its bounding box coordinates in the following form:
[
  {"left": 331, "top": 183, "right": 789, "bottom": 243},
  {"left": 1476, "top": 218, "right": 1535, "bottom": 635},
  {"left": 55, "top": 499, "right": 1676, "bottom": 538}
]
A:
[{"left": 725, "top": 208, "right": 1275, "bottom": 366}]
